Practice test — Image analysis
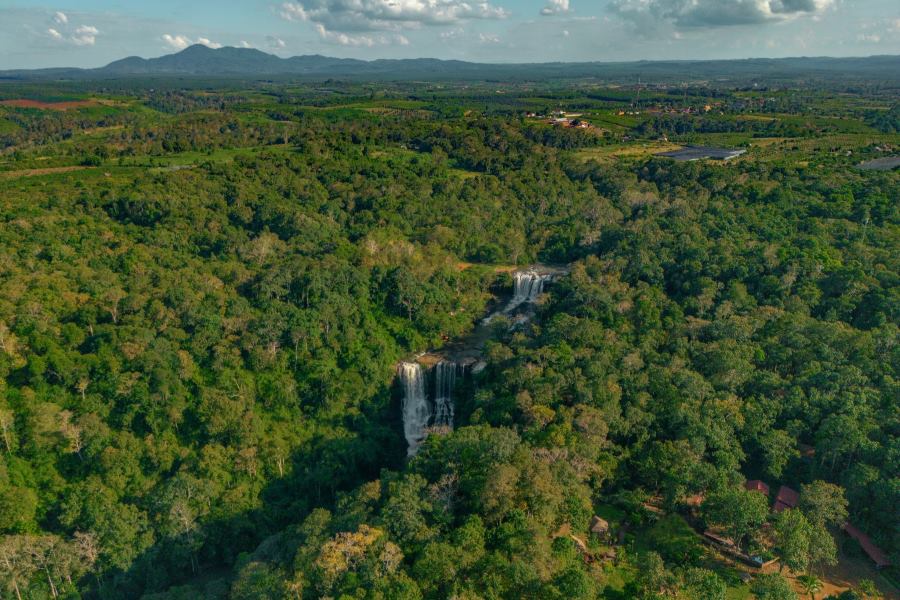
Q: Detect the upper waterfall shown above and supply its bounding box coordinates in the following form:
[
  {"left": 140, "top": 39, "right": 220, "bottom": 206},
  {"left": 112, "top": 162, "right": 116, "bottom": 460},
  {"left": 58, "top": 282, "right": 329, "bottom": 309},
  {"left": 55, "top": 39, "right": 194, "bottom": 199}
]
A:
[{"left": 505, "top": 270, "right": 550, "bottom": 312}]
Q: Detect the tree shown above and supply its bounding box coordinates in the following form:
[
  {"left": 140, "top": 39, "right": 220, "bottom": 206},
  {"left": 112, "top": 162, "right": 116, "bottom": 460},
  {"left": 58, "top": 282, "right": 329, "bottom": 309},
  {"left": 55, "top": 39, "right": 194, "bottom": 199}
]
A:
[
  {"left": 0, "top": 536, "right": 34, "bottom": 600},
  {"left": 799, "top": 481, "right": 848, "bottom": 529},
  {"left": 773, "top": 509, "right": 813, "bottom": 574},
  {"left": 857, "top": 579, "right": 881, "bottom": 599},
  {"left": 0, "top": 487, "right": 38, "bottom": 533},
  {"left": 703, "top": 485, "right": 769, "bottom": 548},
  {"left": 797, "top": 574, "right": 823, "bottom": 600},
  {"left": 684, "top": 567, "right": 727, "bottom": 600},
  {"left": 752, "top": 573, "right": 799, "bottom": 600},
  {"left": 807, "top": 524, "right": 837, "bottom": 574},
  {"left": 635, "top": 552, "right": 677, "bottom": 599}
]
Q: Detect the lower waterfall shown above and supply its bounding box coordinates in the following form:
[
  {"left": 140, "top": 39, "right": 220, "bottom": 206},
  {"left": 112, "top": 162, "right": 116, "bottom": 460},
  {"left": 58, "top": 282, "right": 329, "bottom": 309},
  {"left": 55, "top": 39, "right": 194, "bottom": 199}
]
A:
[
  {"left": 433, "top": 361, "right": 456, "bottom": 428},
  {"left": 400, "top": 266, "right": 565, "bottom": 454},
  {"left": 399, "top": 362, "right": 430, "bottom": 456}
]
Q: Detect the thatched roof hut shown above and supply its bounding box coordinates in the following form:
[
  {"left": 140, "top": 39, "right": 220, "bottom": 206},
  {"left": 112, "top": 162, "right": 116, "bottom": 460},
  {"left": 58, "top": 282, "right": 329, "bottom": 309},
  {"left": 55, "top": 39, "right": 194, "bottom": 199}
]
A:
[{"left": 590, "top": 516, "right": 610, "bottom": 535}]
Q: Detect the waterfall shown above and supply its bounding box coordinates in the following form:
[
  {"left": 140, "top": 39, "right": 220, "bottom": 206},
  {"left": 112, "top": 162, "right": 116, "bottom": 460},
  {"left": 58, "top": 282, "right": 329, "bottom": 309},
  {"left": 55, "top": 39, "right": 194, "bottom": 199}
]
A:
[
  {"left": 399, "top": 362, "right": 430, "bottom": 456},
  {"left": 433, "top": 361, "right": 456, "bottom": 428},
  {"left": 505, "top": 270, "right": 550, "bottom": 312}
]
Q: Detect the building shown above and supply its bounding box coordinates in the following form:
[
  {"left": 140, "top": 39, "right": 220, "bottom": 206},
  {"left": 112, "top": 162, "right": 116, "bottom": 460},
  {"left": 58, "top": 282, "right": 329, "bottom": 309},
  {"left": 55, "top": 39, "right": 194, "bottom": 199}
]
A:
[
  {"left": 656, "top": 146, "right": 747, "bottom": 162},
  {"left": 590, "top": 516, "right": 610, "bottom": 537},
  {"left": 745, "top": 480, "right": 770, "bottom": 496},
  {"left": 843, "top": 523, "right": 892, "bottom": 569},
  {"left": 773, "top": 485, "right": 799, "bottom": 513}
]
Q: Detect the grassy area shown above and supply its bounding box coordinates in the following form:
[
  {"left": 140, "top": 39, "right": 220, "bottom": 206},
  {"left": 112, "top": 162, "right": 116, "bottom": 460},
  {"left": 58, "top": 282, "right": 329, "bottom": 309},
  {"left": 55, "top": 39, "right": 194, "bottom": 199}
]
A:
[{"left": 573, "top": 141, "right": 682, "bottom": 163}]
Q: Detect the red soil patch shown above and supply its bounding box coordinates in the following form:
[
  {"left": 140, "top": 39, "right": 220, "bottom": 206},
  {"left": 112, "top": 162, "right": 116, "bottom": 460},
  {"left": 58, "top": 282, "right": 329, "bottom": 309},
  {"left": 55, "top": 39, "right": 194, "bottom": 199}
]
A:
[{"left": 1, "top": 99, "right": 97, "bottom": 111}]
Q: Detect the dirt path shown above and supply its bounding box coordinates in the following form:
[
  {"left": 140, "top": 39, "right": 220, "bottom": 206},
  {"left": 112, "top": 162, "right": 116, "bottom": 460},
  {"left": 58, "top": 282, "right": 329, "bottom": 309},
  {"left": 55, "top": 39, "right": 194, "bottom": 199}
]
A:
[
  {"left": 0, "top": 166, "right": 94, "bottom": 179},
  {"left": 761, "top": 551, "right": 899, "bottom": 599}
]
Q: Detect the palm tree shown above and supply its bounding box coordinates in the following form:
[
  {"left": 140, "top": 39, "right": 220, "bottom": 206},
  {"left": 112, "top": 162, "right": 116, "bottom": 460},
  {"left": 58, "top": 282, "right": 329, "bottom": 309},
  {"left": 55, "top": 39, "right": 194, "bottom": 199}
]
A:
[{"left": 797, "top": 574, "right": 823, "bottom": 600}]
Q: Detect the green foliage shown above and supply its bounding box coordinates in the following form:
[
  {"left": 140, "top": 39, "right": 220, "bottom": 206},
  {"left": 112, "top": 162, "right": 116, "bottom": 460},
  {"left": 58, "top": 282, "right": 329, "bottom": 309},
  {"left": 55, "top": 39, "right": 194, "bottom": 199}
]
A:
[
  {"left": 703, "top": 486, "right": 770, "bottom": 548},
  {"left": 752, "top": 573, "right": 799, "bottom": 600},
  {"left": 0, "top": 78, "right": 896, "bottom": 600}
]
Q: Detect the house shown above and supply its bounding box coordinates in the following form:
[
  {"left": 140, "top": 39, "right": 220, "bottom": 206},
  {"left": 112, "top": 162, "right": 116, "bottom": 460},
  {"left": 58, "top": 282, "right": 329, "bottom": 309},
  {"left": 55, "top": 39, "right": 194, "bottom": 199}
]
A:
[
  {"left": 843, "top": 523, "right": 892, "bottom": 569},
  {"left": 590, "top": 516, "right": 610, "bottom": 537},
  {"left": 745, "top": 480, "right": 770, "bottom": 496},
  {"left": 773, "top": 486, "right": 799, "bottom": 513}
]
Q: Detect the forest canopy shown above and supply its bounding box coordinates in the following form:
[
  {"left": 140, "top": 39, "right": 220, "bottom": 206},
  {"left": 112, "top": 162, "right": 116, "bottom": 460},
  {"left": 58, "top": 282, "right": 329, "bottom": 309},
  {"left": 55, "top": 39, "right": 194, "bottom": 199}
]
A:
[{"left": 0, "top": 77, "right": 897, "bottom": 599}]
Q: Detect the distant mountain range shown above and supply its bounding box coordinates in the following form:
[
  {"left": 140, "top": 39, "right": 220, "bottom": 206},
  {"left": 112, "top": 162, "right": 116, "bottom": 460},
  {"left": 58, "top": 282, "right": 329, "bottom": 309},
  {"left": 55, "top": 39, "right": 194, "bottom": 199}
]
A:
[{"left": 2, "top": 44, "right": 899, "bottom": 83}]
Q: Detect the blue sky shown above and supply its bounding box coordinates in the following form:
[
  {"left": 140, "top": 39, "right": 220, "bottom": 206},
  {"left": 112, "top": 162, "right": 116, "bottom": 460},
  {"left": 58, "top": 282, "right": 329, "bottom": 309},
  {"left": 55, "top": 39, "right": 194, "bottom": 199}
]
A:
[{"left": 1, "top": 0, "right": 898, "bottom": 69}]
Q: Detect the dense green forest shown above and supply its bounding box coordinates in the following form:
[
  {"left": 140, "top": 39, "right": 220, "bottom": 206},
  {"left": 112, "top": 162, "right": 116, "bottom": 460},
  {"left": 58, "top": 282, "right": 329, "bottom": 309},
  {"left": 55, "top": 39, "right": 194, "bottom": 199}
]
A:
[{"left": 0, "top": 78, "right": 897, "bottom": 600}]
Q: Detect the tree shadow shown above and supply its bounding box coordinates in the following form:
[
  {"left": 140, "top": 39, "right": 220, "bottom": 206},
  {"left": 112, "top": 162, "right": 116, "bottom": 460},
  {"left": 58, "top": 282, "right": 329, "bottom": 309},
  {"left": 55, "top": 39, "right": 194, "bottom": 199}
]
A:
[{"left": 92, "top": 381, "right": 407, "bottom": 599}]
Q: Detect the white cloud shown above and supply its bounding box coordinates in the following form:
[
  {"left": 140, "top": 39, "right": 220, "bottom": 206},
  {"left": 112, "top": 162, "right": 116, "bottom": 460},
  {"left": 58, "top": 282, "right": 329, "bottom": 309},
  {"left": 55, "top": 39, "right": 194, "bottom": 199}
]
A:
[
  {"left": 479, "top": 32, "right": 501, "bottom": 43},
  {"left": 266, "top": 35, "right": 287, "bottom": 49},
  {"left": 857, "top": 33, "right": 880, "bottom": 43},
  {"left": 53, "top": 11, "right": 68, "bottom": 25},
  {"left": 541, "top": 0, "right": 570, "bottom": 17},
  {"left": 197, "top": 37, "right": 223, "bottom": 49},
  {"left": 239, "top": 40, "right": 253, "bottom": 48},
  {"left": 162, "top": 33, "right": 192, "bottom": 50},
  {"left": 280, "top": 0, "right": 508, "bottom": 35},
  {"left": 610, "top": 0, "right": 835, "bottom": 29},
  {"left": 162, "top": 34, "right": 222, "bottom": 50},
  {"left": 71, "top": 25, "right": 98, "bottom": 46},
  {"left": 313, "top": 23, "right": 408, "bottom": 46},
  {"left": 47, "top": 21, "right": 98, "bottom": 46}
]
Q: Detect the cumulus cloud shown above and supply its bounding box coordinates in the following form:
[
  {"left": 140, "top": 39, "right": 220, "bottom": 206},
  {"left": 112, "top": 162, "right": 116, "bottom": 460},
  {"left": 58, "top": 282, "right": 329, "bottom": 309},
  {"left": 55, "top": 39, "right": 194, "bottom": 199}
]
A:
[
  {"left": 71, "top": 25, "right": 98, "bottom": 46},
  {"left": 197, "top": 37, "right": 223, "bottom": 48},
  {"left": 541, "top": 0, "right": 570, "bottom": 17},
  {"left": 47, "top": 18, "right": 99, "bottom": 46},
  {"left": 313, "top": 23, "right": 409, "bottom": 46},
  {"left": 266, "top": 35, "right": 287, "bottom": 49},
  {"left": 279, "top": 0, "right": 508, "bottom": 35},
  {"left": 162, "top": 34, "right": 222, "bottom": 50},
  {"left": 162, "top": 34, "right": 192, "bottom": 50},
  {"left": 610, "top": 0, "right": 834, "bottom": 29}
]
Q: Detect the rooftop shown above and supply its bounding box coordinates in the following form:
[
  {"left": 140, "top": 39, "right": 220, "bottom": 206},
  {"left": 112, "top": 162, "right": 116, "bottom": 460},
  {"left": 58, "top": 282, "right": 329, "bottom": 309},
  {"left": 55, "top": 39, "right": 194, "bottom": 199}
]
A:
[
  {"left": 656, "top": 145, "right": 747, "bottom": 162},
  {"left": 773, "top": 485, "right": 799, "bottom": 512},
  {"left": 843, "top": 523, "right": 892, "bottom": 569},
  {"left": 745, "top": 480, "right": 770, "bottom": 495}
]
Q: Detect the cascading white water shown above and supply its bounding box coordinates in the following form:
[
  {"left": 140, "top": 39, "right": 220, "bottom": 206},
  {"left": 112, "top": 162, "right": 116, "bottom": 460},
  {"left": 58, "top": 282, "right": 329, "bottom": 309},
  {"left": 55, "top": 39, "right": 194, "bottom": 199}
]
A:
[
  {"left": 433, "top": 361, "right": 456, "bottom": 428},
  {"left": 481, "top": 269, "right": 552, "bottom": 325},
  {"left": 505, "top": 270, "right": 550, "bottom": 312},
  {"left": 399, "top": 362, "right": 430, "bottom": 456}
]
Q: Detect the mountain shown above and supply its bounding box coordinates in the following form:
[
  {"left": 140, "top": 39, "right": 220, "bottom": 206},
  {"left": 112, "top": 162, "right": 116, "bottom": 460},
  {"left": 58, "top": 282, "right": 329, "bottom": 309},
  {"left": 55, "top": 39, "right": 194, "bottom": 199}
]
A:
[
  {"left": 1, "top": 45, "right": 899, "bottom": 83},
  {"left": 101, "top": 45, "right": 367, "bottom": 75}
]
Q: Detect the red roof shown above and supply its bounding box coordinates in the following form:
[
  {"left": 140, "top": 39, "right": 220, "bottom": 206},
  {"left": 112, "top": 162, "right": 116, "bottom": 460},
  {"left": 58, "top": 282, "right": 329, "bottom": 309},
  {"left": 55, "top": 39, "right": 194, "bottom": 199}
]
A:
[
  {"left": 775, "top": 485, "right": 799, "bottom": 508},
  {"left": 843, "top": 523, "right": 892, "bottom": 568},
  {"left": 773, "top": 501, "right": 791, "bottom": 513},
  {"left": 745, "top": 480, "right": 770, "bottom": 495}
]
